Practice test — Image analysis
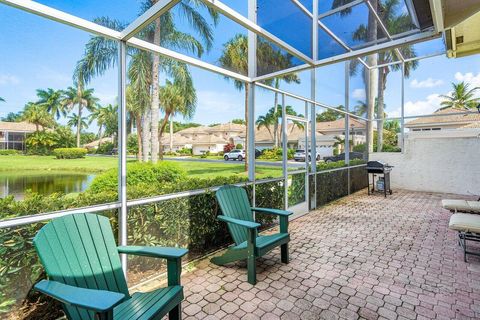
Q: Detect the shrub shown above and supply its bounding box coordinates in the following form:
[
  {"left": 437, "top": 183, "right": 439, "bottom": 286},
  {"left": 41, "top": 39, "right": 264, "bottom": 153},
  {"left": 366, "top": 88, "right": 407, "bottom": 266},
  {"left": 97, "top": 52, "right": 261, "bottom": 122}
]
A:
[
  {"left": 25, "top": 131, "right": 58, "bottom": 155},
  {"left": 258, "top": 148, "right": 294, "bottom": 160},
  {"left": 200, "top": 151, "right": 210, "bottom": 158},
  {"left": 235, "top": 143, "right": 243, "bottom": 149},
  {"left": 88, "top": 161, "right": 186, "bottom": 194},
  {"left": 223, "top": 143, "right": 235, "bottom": 153},
  {"left": 0, "top": 150, "right": 20, "bottom": 155},
  {"left": 177, "top": 147, "right": 192, "bottom": 156},
  {"left": 96, "top": 142, "right": 115, "bottom": 154},
  {"left": 53, "top": 148, "right": 87, "bottom": 159}
]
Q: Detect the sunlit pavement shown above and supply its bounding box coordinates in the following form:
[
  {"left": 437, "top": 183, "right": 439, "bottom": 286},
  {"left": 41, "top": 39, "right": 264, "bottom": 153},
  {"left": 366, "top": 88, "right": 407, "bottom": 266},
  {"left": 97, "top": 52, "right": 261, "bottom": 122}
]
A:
[{"left": 139, "top": 190, "right": 480, "bottom": 319}]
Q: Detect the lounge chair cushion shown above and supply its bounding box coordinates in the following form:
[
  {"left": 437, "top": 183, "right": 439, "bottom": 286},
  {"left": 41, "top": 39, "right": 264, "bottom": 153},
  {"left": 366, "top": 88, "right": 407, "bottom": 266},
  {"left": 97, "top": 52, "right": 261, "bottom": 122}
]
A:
[
  {"left": 449, "top": 213, "right": 480, "bottom": 234},
  {"left": 442, "top": 199, "right": 480, "bottom": 213}
]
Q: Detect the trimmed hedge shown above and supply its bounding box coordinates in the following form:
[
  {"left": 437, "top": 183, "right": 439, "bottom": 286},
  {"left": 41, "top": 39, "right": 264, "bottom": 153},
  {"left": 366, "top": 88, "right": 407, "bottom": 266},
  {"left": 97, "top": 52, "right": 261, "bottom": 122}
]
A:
[
  {"left": 0, "top": 163, "right": 284, "bottom": 317},
  {"left": 53, "top": 148, "right": 87, "bottom": 159},
  {"left": 0, "top": 150, "right": 20, "bottom": 155}
]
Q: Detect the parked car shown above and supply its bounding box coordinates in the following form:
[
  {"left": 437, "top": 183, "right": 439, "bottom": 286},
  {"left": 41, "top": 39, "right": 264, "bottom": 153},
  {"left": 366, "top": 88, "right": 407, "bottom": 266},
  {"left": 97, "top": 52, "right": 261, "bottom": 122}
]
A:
[
  {"left": 323, "top": 152, "right": 363, "bottom": 163},
  {"left": 293, "top": 149, "right": 321, "bottom": 162},
  {"left": 224, "top": 149, "right": 245, "bottom": 161},
  {"left": 224, "top": 149, "right": 261, "bottom": 161}
]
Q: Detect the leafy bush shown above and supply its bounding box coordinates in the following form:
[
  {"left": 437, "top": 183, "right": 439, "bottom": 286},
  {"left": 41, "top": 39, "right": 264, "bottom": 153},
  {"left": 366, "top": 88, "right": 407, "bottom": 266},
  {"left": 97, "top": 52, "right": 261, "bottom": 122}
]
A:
[
  {"left": 53, "top": 148, "right": 87, "bottom": 159},
  {"left": 127, "top": 134, "right": 139, "bottom": 154},
  {"left": 200, "top": 151, "right": 210, "bottom": 158},
  {"left": 88, "top": 161, "right": 186, "bottom": 194},
  {"left": 223, "top": 143, "right": 235, "bottom": 153},
  {"left": 25, "top": 131, "right": 58, "bottom": 155},
  {"left": 235, "top": 143, "right": 243, "bottom": 149},
  {"left": 177, "top": 147, "right": 192, "bottom": 156},
  {"left": 95, "top": 142, "right": 115, "bottom": 154},
  {"left": 258, "top": 148, "right": 294, "bottom": 160},
  {"left": 381, "top": 144, "right": 401, "bottom": 152},
  {"left": 316, "top": 159, "right": 365, "bottom": 171},
  {"left": 0, "top": 150, "right": 20, "bottom": 155}
]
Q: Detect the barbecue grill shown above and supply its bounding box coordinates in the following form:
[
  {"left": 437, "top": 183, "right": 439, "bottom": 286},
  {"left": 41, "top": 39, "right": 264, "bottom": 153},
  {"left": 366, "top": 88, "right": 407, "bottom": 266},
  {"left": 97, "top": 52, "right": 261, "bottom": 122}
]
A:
[{"left": 366, "top": 160, "right": 393, "bottom": 197}]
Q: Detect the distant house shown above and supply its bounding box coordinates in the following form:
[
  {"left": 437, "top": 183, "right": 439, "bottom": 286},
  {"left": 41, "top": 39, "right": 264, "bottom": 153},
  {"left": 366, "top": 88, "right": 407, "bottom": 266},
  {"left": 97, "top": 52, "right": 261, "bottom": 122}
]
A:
[
  {"left": 162, "top": 123, "right": 246, "bottom": 155},
  {"left": 162, "top": 119, "right": 367, "bottom": 157},
  {"left": 0, "top": 121, "right": 39, "bottom": 151},
  {"left": 405, "top": 107, "right": 480, "bottom": 131},
  {"left": 83, "top": 137, "right": 114, "bottom": 150}
]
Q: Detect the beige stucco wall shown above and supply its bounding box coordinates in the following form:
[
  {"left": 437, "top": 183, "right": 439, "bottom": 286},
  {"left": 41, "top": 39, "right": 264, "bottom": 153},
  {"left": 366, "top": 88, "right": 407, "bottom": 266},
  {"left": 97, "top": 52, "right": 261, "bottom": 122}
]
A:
[{"left": 370, "top": 130, "right": 480, "bottom": 195}]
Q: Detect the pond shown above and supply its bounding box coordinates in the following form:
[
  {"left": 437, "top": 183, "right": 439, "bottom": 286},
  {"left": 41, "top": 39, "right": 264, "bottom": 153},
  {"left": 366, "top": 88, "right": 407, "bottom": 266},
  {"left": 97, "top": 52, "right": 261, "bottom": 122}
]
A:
[{"left": 0, "top": 172, "right": 95, "bottom": 200}]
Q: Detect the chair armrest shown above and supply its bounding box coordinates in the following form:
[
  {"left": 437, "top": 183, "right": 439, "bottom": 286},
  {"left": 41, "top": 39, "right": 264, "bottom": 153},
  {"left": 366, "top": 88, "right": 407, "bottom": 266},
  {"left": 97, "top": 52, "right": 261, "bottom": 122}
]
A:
[
  {"left": 251, "top": 207, "right": 293, "bottom": 217},
  {"left": 117, "top": 246, "right": 188, "bottom": 259},
  {"left": 218, "top": 215, "right": 261, "bottom": 229},
  {"left": 34, "top": 280, "right": 124, "bottom": 313}
]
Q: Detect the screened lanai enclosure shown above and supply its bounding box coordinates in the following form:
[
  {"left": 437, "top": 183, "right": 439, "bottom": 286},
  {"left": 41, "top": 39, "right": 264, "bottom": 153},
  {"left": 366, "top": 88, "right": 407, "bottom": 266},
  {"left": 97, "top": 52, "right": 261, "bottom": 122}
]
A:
[{"left": 1, "top": 0, "right": 480, "bottom": 318}]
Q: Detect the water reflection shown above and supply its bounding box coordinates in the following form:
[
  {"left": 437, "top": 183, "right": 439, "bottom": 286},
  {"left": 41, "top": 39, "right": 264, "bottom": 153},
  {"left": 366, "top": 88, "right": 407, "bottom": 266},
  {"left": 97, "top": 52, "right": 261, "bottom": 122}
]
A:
[{"left": 0, "top": 172, "right": 95, "bottom": 200}]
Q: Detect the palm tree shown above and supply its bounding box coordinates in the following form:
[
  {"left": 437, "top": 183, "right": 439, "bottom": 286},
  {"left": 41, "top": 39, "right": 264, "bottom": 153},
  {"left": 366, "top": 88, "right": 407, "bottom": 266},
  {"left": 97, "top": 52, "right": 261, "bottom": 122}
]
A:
[
  {"left": 62, "top": 85, "right": 99, "bottom": 147},
  {"left": 439, "top": 82, "right": 480, "bottom": 110},
  {"left": 36, "top": 88, "right": 66, "bottom": 120},
  {"left": 384, "top": 119, "right": 400, "bottom": 133},
  {"left": 0, "top": 97, "right": 5, "bottom": 102},
  {"left": 158, "top": 77, "right": 196, "bottom": 159},
  {"left": 338, "top": 0, "right": 417, "bottom": 151},
  {"left": 67, "top": 113, "right": 89, "bottom": 134},
  {"left": 219, "top": 34, "right": 249, "bottom": 170},
  {"left": 332, "top": 0, "right": 379, "bottom": 152},
  {"left": 89, "top": 105, "right": 109, "bottom": 148},
  {"left": 75, "top": 1, "right": 218, "bottom": 163},
  {"left": 22, "top": 102, "right": 55, "bottom": 131},
  {"left": 256, "top": 114, "right": 275, "bottom": 140}
]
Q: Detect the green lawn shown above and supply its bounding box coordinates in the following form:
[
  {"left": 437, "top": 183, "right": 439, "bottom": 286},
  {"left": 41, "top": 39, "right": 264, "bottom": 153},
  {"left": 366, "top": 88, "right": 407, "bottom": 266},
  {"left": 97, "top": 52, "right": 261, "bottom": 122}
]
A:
[
  {"left": 0, "top": 155, "right": 282, "bottom": 179},
  {"left": 0, "top": 155, "right": 124, "bottom": 172}
]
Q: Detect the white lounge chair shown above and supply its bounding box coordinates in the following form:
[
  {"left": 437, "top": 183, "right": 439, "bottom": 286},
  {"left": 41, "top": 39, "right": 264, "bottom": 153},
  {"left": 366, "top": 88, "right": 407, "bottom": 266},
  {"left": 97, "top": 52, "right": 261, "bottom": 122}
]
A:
[
  {"left": 449, "top": 213, "right": 480, "bottom": 261},
  {"left": 442, "top": 199, "right": 480, "bottom": 214}
]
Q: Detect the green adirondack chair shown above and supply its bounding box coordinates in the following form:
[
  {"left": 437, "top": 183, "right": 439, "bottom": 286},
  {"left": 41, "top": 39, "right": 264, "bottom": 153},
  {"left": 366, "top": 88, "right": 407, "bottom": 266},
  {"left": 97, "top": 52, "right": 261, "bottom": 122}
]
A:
[
  {"left": 32, "top": 213, "right": 188, "bottom": 320},
  {"left": 212, "top": 185, "right": 293, "bottom": 285}
]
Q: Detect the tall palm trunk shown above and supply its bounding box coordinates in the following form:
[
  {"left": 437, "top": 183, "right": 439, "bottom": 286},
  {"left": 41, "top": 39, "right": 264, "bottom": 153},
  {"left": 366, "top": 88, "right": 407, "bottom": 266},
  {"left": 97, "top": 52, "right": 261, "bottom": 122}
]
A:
[
  {"left": 76, "top": 86, "right": 83, "bottom": 148},
  {"left": 97, "top": 126, "right": 103, "bottom": 149},
  {"left": 150, "top": 17, "right": 161, "bottom": 163},
  {"left": 158, "top": 112, "right": 170, "bottom": 161},
  {"left": 376, "top": 67, "right": 388, "bottom": 152},
  {"left": 244, "top": 84, "right": 249, "bottom": 172},
  {"left": 366, "top": 0, "right": 378, "bottom": 154},
  {"left": 142, "top": 109, "right": 151, "bottom": 162},
  {"left": 135, "top": 116, "right": 143, "bottom": 161},
  {"left": 273, "top": 78, "right": 280, "bottom": 148}
]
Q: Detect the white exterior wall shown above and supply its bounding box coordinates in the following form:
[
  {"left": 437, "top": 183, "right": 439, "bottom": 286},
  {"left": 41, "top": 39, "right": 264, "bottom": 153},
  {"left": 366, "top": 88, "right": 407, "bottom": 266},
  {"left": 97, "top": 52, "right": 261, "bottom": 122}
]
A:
[{"left": 370, "top": 130, "right": 480, "bottom": 195}]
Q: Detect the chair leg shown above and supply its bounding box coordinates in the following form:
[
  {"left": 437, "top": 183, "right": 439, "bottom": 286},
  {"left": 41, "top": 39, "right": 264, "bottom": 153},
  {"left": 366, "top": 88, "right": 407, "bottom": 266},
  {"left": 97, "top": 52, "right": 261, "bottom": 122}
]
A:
[
  {"left": 281, "top": 243, "right": 289, "bottom": 264},
  {"left": 247, "top": 253, "right": 256, "bottom": 285},
  {"left": 169, "top": 304, "right": 181, "bottom": 320}
]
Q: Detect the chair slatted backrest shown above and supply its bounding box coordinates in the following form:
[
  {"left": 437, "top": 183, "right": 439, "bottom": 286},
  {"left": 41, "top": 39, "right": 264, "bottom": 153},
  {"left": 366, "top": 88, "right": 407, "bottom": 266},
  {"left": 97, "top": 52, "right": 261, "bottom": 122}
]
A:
[
  {"left": 33, "top": 213, "right": 129, "bottom": 320},
  {"left": 216, "top": 185, "right": 254, "bottom": 245}
]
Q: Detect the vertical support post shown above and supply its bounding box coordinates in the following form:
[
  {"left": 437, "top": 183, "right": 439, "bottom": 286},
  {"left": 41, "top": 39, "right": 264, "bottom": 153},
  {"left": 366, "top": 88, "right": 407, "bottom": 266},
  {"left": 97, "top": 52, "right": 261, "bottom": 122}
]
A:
[
  {"left": 400, "top": 62, "right": 405, "bottom": 153},
  {"left": 310, "top": 0, "right": 318, "bottom": 209},
  {"left": 282, "top": 94, "right": 288, "bottom": 210},
  {"left": 248, "top": 0, "right": 257, "bottom": 206},
  {"left": 345, "top": 60, "right": 351, "bottom": 194},
  {"left": 118, "top": 41, "right": 128, "bottom": 276},
  {"left": 365, "top": 70, "right": 371, "bottom": 162},
  {"left": 304, "top": 101, "right": 309, "bottom": 208}
]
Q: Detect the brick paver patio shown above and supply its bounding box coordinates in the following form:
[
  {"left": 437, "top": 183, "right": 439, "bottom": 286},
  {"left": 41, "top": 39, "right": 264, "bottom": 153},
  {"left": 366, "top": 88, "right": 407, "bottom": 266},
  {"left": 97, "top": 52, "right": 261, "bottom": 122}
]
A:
[{"left": 144, "top": 190, "right": 480, "bottom": 319}]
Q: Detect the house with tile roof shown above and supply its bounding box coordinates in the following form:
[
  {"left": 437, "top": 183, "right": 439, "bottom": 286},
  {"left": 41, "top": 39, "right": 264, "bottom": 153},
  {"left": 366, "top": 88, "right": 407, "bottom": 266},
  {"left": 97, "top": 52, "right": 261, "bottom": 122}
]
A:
[
  {"left": 0, "top": 121, "right": 40, "bottom": 151},
  {"left": 162, "top": 119, "right": 367, "bottom": 156},
  {"left": 405, "top": 107, "right": 480, "bottom": 131}
]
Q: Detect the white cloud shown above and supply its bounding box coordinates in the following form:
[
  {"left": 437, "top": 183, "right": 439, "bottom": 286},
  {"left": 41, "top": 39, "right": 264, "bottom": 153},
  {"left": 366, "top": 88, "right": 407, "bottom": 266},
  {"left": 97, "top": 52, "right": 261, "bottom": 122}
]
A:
[
  {"left": 410, "top": 78, "right": 444, "bottom": 88},
  {"left": 95, "top": 92, "right": 117, "bottom": 105},
  {"left": 0, "top": 74, "right": 20, "bottom": 86},
  {"left": 454, "top": 72, "right": 480, "bottom": 89},
  {"left": 352, "top": 88, "right": 366, "bottom": 100},
  {"left": 403, "top": 93, "right": 443, "bottom": 116}
]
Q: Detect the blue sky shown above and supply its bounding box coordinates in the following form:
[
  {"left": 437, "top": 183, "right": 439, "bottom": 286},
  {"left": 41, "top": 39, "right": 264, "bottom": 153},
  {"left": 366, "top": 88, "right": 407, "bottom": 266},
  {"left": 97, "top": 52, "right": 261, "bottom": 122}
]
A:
[{"left": 1, "top": 0, "right": 479, "bottom": 133}]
